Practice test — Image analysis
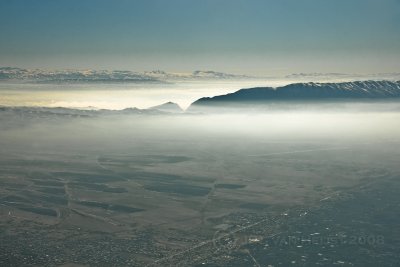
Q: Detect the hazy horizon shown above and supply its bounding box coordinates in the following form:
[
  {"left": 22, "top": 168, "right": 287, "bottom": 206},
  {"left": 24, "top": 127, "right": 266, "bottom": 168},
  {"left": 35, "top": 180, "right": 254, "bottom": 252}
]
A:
[{"left": 1, "top": 66, "right": 400, "bottom": 110}]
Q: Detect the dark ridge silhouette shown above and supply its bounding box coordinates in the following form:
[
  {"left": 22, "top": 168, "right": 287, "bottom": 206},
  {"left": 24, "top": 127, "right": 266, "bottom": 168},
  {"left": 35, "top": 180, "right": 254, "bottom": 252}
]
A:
[{"left": 190, "top": 81, "right": 400, "bottom": 109}]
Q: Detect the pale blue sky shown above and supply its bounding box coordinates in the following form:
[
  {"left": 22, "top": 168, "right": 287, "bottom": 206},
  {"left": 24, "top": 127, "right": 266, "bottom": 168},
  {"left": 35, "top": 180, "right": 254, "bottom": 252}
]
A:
[{"left": 1, "top": 0, "right": 399, "bottom": 74}]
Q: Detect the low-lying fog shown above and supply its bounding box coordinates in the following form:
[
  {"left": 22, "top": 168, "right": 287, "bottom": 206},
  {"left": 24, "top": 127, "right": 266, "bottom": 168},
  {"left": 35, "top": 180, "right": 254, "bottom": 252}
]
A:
[{"left": 1, "top": 103, "right": 400, "bottom": 154}]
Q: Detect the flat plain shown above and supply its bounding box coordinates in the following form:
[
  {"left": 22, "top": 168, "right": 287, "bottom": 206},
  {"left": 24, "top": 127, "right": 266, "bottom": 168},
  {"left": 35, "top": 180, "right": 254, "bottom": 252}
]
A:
[{"left": 0, "top": 108, "right": 399, "bottom": 266}]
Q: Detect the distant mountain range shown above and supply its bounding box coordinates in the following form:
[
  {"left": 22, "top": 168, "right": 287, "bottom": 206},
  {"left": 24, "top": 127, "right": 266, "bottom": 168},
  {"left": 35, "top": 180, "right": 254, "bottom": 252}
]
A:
[
  {"left": 190, "top": 80, "right": 400, "bottom": 110},
  {"left": 0, "top": 67, "right": 255, "bottom": 83},
  {"left": 2, "top": 67, "right": 400, "bottom": 84},
  {"left": 285, "top": 72, "right": 400, "bottom": 80},
  {"left": 144, "top": 70, "right": 255, "bottom": 80},
  {"left": 1, "top": 80, "right": 400, "bottom": 115},
  {"left": 0, "top": 106, "right": 161, "bottom": 118},
  {"left": 0, "top": 67, "right": 160, "bottom": 83},
  {"left": 0, "top": 102, "right": 186, "bottom": 120}
]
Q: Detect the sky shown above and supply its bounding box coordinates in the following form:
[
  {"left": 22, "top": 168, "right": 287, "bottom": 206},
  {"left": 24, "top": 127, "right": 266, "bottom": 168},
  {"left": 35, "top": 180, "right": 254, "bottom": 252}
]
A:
[{"left": 1, "top": 0, "right": 400, "bottom": 75}]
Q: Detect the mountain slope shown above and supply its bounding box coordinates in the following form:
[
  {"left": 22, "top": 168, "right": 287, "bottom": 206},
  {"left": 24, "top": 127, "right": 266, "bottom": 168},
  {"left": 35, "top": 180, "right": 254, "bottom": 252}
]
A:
[
  {"left": 190, "top": 81, "right": 400, "bottom": 109},
  {"left": 149, "top": 102, "right": 183, "bottom": 113}
]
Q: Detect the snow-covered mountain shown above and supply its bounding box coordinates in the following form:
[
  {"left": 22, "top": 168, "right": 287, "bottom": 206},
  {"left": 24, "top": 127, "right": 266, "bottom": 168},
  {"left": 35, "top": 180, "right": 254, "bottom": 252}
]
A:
[
  {"left": 144, "top": 70, "right": 255, "bottom": 80},
  {"left": 190, "top": 70, "right": 252, "bottom": 79},
  {"left": 2, "top": 67, "right": 400, "bottom": 83},
  {"left": 0, "top": 67, "right": 256, "bottom": 83},
  {"left": 285, "top": 72, "right": 400, "bottom": 81},
  {"left": 0, "top": 67, "right": 160, "bottom": 83}
]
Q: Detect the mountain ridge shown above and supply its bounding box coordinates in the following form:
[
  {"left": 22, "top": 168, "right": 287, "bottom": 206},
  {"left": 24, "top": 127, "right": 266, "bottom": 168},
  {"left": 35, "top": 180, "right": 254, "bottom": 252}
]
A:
[
  {"left": 190, "top": 80, "right": 400, "bottom": 109},
  {"left": 0, "top": 67, "right": 256, "bottom": 83}
]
